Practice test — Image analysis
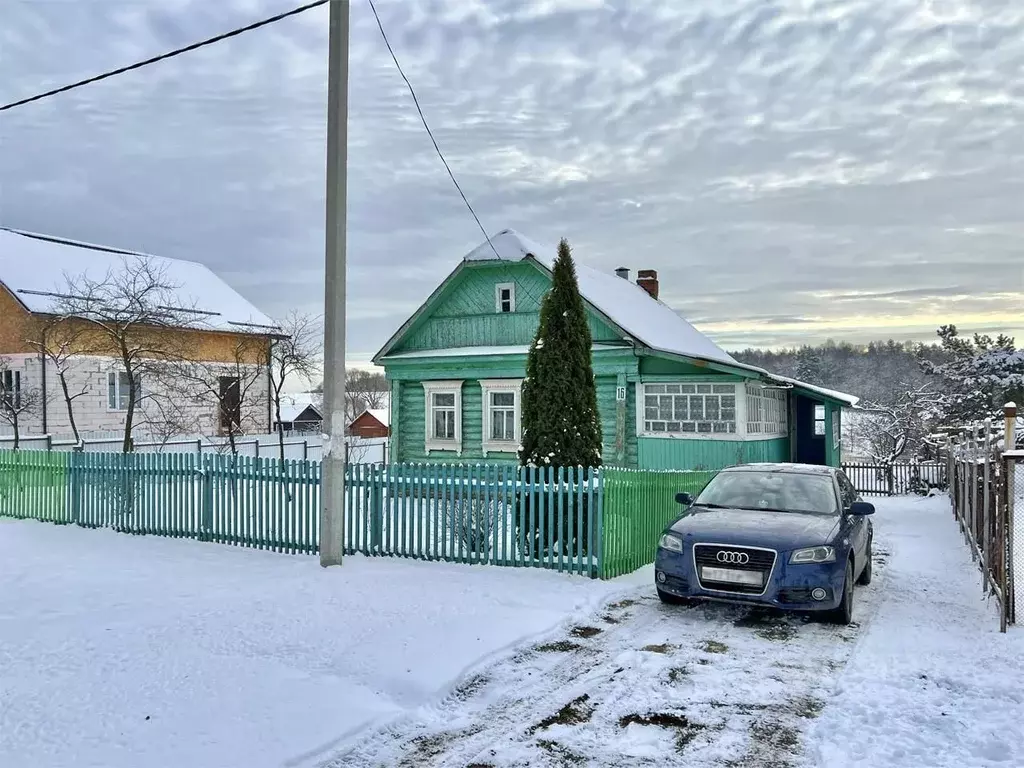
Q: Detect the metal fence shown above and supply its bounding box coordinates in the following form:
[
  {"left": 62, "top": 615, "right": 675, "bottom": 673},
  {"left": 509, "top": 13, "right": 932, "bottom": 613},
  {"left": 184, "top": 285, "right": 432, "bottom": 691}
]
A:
[{"left": 841, "top": 461, "right": 948, "bottom": 496}]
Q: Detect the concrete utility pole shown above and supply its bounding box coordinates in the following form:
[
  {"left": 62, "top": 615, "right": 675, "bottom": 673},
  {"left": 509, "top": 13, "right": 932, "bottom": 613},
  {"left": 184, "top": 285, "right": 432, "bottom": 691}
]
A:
[{"left": 321, "top": 0, "right": 349, "bottom": 567}]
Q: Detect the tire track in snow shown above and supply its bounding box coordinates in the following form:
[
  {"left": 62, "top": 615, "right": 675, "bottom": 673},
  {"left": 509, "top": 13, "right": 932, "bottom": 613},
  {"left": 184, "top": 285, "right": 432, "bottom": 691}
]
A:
[{"left": 325, "top": 547, "right": 891, "bottom": 768}]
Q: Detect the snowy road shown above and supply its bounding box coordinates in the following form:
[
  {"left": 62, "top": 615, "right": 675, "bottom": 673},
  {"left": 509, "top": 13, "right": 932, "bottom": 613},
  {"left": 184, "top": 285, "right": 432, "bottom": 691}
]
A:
[
  {"left": 328, "top": 495, "right": 1024, "bottom": 768},
  {"left": 327, "top": 561, "right": 884, "bottom": 767}
]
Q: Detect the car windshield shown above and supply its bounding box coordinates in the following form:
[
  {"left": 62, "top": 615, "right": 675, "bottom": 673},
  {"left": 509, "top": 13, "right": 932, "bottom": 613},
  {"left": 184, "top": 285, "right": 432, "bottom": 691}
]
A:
[{"left": 694, "top": 471, "right": 839, "bottom": 515}]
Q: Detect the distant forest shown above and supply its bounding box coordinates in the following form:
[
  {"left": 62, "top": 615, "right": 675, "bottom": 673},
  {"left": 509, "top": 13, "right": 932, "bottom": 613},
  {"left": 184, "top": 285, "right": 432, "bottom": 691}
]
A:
[{"left": 731, "top": 339, "right": 946, "bottom": 405}]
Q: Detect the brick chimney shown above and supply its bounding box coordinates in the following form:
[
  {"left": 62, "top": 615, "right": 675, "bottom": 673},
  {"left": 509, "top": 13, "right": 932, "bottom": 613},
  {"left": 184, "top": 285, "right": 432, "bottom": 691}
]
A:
[{"left": 636, "top": 269, "right": 659, "bottom": 300}]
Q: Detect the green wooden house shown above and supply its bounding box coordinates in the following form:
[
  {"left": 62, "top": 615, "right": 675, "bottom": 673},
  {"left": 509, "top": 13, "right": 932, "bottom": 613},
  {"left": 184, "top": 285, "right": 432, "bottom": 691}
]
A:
[{"left": 373, "top": 230, "right": 856, "bottom": 471}]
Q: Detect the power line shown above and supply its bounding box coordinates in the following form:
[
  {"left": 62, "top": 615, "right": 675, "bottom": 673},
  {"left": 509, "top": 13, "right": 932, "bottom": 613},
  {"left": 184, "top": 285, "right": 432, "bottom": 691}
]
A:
[
  {"left": 365, "top": 0, "right": 501, "bottom": 260},
  {"left": 0, "top": 0, "right": 330, "bottom": 112}
]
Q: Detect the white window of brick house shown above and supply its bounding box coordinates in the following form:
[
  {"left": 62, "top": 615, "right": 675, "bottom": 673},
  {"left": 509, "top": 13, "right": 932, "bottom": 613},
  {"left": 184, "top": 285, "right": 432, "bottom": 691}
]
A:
[
  {"left": 480, "top": 379, "right": 522, "bottom": 455},
  {"left": 423, "top": 381, "right": 462, "bottom": 454},
  {"left": 642, "top": 382, "right": 738, "bottom": 435},
  {"left": 745, "top": 382, "right": 788, "bottom": 437},
  {"left": 1, "top": 369, "right": 21, "bottom": 410},
  {"left": 108, "top": 371, "right": 140, "bottom": 411},
  {"left": 495, "top": 283, "right": 516, "bottom": 313}
]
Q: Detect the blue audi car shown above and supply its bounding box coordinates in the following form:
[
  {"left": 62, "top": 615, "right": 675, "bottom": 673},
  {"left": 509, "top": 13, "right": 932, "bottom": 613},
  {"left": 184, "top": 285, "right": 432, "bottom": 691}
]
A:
[{"left": 654, "top": 463, "right": 874, "bottom": 625}]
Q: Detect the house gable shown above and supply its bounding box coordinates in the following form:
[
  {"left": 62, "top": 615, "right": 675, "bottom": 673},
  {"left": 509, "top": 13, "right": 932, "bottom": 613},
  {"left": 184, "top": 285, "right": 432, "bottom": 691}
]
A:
[
  {"left": 386, "top": 261, "right": 623, "bottom": 356},
  {"left": 0, "top": 283, "right": 34, "bottom": 355}
]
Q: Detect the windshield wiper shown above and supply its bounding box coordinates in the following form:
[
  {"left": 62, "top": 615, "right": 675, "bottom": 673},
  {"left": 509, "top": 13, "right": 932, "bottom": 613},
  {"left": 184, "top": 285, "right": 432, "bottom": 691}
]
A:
[
  {"left": 691, "top": 502, "right": 730, "bottom": 509},
  {"left": 732, "top": 505, "right": 791, "bottom": 514}
]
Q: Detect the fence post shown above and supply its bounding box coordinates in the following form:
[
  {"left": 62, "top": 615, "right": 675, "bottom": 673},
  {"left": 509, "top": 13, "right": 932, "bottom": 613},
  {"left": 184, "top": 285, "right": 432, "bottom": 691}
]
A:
[
  {"left": 69, "top": 451, "right": 81, "bottom": 525},
  {"left": 370, "top": 462, "right": 383, "bottom": 554},
  {"left": 1005, "top": 402, "right": 1017, "bottom": 625},
  {"left": 201, "top": 454, "right": 213, "bottom": 541}
]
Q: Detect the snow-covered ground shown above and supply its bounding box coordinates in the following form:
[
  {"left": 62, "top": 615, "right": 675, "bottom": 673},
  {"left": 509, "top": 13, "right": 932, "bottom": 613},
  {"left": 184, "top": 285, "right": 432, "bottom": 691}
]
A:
[
  {"left": 3, "top": 495, "right": 1022, "bottom": 768},
  {"left": 330, "top": 495, "right": 1024, "bottom": 767},
  {"left": 0, "top": 521, "right": 627, "bottom": 768},
  {"left": 812, "top": 495, "right": 1024, "bottom": 768}
]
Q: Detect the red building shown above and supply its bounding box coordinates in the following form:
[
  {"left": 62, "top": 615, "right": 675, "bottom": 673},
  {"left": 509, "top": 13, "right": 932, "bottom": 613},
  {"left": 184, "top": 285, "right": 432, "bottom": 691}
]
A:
[{"left": 348, "top": 408, "right": 390, "bottom": 439}]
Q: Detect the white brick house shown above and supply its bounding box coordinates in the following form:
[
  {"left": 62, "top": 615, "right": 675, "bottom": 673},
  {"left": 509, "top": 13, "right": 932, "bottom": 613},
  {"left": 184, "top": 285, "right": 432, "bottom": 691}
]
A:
[{"left": 0, "top": 228, "right": 278, "bottom": 442}]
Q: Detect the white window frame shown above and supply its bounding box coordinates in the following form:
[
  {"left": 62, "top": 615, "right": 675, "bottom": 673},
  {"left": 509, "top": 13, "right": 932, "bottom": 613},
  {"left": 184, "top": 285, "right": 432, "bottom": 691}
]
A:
[
  {"left": 107, "top": 370, "right": 140, "bottom": 412},
  {"left": 480, "top": 379, "right": 523, "bottom": 456},
  {"left": 814, "top": 404, "right": 826, "bottom": 437},
  {"left": 495, "top": 283, "right": 516, "bottom": 314},
  {"left": 638, "top": 380, "right": 741, "bottom": 440},
  {"left": 423, "top": 380, "right": 463, "bottom": 454},
  {"left": 745, "top": 382, "right": 789, "bottom": 438}
]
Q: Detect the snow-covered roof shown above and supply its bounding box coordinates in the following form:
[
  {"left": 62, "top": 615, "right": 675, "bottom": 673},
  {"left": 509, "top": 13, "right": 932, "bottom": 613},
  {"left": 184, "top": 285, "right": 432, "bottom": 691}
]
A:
[
  {"left": 0, "top": 228, "right": 276, "bottom": 333},
  {"left": 366, "top": 408, "right": 390, "bottom": 427},
  {"left": 465, "top": 230, "right": 738, "bottom": 367},
  {"left": 277, "top": 393, "right": 322, "bottom": 423}
]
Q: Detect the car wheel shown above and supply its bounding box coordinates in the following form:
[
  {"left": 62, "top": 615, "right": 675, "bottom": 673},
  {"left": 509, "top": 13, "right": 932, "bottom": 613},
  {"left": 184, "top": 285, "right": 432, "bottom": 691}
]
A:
[
  {"left": 657, "top": 588, "right": 690, "bottom": 606},
  {"left": 828, "top": 560, "right": 854, "bottom": 625},
  {"left": 857, "top": 538, "right": 873, "bottom": 585}
]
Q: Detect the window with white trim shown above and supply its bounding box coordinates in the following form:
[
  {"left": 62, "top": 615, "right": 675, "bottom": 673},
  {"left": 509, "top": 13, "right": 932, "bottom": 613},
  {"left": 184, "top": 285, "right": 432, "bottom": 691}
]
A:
[
  {"left": 832, "top": 409, "right": 840, "bottom": 447},
  {"left": 1, "top": 369, "right": 21, "bottom": 410},
  {"left": 423, "top": 381, "right": 462, "bottom": 454},
  {"left": 480, "top": 379, "right": 522, "bottom": 455},
  {"left": 814, "top": 404, "right": 826, "bottom": 436},
  {"left": 745, "top": 383, "right": 788, "bottom": 437},
  {"left": 108, "top": 371, "right": 140, "bottom": 411},
  {"left": 495, "top": 283, "right": 516, "bottom": 313},
  {"left": 642, "top": 383, "right": 737, "bottom": 435}
]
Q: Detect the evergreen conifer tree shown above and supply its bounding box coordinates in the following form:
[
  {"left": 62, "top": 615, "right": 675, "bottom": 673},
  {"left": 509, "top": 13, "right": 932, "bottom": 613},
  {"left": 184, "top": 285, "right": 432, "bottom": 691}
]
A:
[{"left": 519, "top": 238, "right": 602, "bottom": 468}]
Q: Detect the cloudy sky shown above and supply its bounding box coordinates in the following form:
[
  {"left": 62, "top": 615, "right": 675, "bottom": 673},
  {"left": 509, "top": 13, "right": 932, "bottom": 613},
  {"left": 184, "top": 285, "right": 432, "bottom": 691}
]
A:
[{"left": 2, "top": 0, "right": 1022, "bottom": 367}]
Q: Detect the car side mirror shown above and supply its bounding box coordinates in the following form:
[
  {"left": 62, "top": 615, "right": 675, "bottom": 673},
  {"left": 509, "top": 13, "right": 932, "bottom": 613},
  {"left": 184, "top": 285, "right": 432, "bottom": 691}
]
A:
[
  {"left": 675, "top": 492, "right": 694, "bottom": 506},
  {"left": 849, "top": 501, "right": 874, "bottom": 516}
]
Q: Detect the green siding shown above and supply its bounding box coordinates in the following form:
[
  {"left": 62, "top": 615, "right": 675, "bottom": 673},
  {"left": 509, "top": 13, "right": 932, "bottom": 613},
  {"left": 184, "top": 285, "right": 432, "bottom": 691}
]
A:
[
  {"left": 395, "top": 263, "right": 621, "bottom": 353},
  {"left": 639, "top": 356, "right": 741, "bottom": 377},
  {"left": 636, "top": 437, "right": 789, "bottom": 471},
  {"left": 596, "top": 376, "right": 638, "bottom": 468},
  {"left": 825, "top": 405, "right": 841, "bottom": 467}
]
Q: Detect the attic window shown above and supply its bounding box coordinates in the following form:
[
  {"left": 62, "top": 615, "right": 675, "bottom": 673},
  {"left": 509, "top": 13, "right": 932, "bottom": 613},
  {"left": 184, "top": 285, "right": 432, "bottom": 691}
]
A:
[{"left": 495, "top": 283, "right": 515, "bottom": 313}]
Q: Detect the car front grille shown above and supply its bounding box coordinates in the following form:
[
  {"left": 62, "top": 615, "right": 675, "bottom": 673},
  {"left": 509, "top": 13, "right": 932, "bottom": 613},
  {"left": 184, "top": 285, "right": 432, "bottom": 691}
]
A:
[
  {"left": 778, "top": 588, "right": 814, "bottom": 604},
  {"left": 693, "top": 544, "right": 777, "bottom": 595}
]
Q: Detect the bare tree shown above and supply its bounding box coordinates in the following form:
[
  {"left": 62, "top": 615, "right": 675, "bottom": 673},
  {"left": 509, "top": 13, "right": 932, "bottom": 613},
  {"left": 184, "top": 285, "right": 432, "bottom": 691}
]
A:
[
  {"left": 269, "top": 311, "right": 321, "bottom": 461},
  {"left": 159, "top": 335, "right": 269, "bottom": 455},
  {"left": 851, "top": 385, "right": 945, "bottom": 467},
  {"left": 28, "top": 315, "right": 90, "bottom": 446},
  {"left": 345, "top": 368, "right": 388, "bottom": 427},
  {"left": 53, "top": 257, "right": 197, "bottom": 452},
  {"left": 0, "top": 357, "right": 44, "bottom": 450}
]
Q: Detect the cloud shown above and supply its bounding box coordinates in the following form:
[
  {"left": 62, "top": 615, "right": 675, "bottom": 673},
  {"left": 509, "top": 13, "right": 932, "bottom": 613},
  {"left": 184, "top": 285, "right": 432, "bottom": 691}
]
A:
[{"left": 1, "top": 0, "right": 1023, "bottom": 365}]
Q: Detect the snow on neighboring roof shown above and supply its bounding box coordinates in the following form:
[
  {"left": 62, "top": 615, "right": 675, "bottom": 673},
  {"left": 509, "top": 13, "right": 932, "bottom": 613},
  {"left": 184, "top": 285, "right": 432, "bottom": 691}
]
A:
[
  {"left": 0, "top": 228, "right": 276, "bottom": 333},
  {"left": 277, "top": 393, "right": 322, "bottom": 423},
  {"left": 366, "top": 408, "right": 390, "bottom": 427},
  {"left": 462, "top": 229, "right": 738, "bottom": 367}
]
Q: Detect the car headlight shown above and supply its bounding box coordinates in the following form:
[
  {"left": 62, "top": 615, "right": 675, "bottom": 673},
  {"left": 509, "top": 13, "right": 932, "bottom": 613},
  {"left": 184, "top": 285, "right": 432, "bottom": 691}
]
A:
[
  {"left": 658, "top": 533, "right": 684, "bottom": 553},
  {"left": 790, "top": 546, "right": 835, "bottom": 564}
]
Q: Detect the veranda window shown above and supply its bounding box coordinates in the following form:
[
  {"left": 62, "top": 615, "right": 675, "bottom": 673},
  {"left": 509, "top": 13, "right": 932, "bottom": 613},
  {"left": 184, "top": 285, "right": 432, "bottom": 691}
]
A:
[{"left": 643, "top": 383, "right": 737, "bottom": 435}]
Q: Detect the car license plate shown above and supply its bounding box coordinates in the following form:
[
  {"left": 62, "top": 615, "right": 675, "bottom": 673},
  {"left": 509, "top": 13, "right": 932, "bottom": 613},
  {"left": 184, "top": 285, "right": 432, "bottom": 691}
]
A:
[{"left": 701, "top": 566, "right": 763, "bottom": 587}]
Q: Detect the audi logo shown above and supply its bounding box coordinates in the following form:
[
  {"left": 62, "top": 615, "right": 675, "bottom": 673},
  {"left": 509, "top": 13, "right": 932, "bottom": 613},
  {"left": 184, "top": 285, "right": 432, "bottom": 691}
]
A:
[{"left": 717, "top": 551, "right": 750, "bottom": 565}]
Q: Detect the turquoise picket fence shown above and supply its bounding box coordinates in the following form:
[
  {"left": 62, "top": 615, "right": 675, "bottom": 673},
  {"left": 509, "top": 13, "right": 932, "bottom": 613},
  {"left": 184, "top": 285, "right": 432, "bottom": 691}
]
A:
[
  {"left": 344, "top": 463, "right": 603, "bottom": 577},
  {"left": 2, "top": 450, "right": 717, "bottom": 579},
  {"left": 0, "top": 450, "right": 321, "bottom": 554}
]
